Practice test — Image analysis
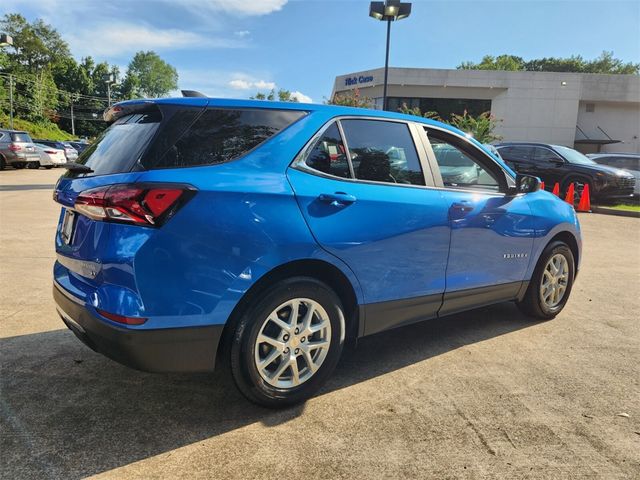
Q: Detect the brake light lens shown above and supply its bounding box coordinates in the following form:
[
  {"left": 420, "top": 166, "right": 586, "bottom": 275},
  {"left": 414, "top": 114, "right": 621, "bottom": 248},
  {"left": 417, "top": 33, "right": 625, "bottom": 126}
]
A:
[
  {"left": 8, "top": 143, "right": 21, "bottom": 151},
  {"left": 97, "top": 309, "right": 147, "bottom": 325},
  {"left": 74, "top": 184, "right": 195, "bottom": 226}
]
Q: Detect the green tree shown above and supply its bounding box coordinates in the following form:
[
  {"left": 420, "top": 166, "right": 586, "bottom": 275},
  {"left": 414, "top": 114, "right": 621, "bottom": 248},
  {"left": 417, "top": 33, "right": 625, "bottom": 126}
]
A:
[
  {"left": 326, "top": 88, "right": 373, "bottom": 108},
  {"left": 121, "top": 51, "right": 178, "bottom": 98},
  {"left": 398, "top": 104, "right": 501, "bottom": 143},
  {"left": 250, "top": 88, "right": 299, "bottom": 102},
  {"left": 458, "top": 54, "right": 525, "bottom": 71},
  {"left": 458, "top": 51, "right": 639, "bottom": 74}
]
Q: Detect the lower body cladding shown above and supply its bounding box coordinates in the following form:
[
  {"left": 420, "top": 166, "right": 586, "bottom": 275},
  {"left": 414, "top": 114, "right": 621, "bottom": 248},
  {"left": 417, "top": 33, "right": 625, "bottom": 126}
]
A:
[{"left": 53, "top": 283, "right": 223, "bottom": 373}]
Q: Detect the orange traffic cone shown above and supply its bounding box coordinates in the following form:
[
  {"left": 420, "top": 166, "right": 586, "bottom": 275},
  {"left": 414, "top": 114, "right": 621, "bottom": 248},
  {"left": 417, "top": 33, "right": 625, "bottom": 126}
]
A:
[
  {"left": 564, "top": 183, "right": 575, "bottom": 205},
  {"left": 540, "top": 181, "right": 545, "bottom": 191},
  {"left": 552, "top": 183, "right": 560, "bottom": 196},
  {"left": 576, "top": 183, "right": 591, "bottom": 212}
]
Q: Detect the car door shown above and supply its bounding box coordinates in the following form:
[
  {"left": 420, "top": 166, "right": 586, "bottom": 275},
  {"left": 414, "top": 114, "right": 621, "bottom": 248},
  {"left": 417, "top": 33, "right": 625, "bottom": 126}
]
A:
[
  {"left": 287, "top": 118, "right": 451, "bottom": 335},
  {"left": 497, "top": 145, "right": 536, "bottom": 175},
  {"left": 531, "top": 146, "right": 566, "bottom": 186},
  {"left": 422, "top": 128, "right": 536, "bottom": 316}
]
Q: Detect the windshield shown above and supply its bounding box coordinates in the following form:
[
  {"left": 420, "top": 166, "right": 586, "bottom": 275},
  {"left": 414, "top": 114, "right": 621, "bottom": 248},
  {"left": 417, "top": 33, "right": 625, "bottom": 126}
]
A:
[{"left": 554, "top": 145, "right": 597, "bottom": 165}]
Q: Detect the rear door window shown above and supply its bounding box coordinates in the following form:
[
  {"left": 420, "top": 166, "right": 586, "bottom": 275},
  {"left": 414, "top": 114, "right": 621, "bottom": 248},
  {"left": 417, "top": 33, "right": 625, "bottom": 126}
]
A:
[
  {"left": 152, "top": 108, "right": 306, "bottom": 168},
  {"left": 533, "top": 147, "right": 562, "bottom": 163},
  {"left": 340, "top": 119, "right": 425, "bottom": 186}
]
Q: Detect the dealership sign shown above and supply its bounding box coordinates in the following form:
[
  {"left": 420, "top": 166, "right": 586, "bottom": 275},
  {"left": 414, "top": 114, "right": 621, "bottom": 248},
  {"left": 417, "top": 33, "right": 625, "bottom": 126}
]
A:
[{"left": 344, "top": 75, "right": 374, "bottom": 87}]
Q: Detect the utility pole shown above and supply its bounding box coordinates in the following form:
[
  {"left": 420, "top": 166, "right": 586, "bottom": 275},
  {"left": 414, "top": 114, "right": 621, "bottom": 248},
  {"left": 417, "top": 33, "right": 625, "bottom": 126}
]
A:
[
  {"left": 70, "top": 101, "right": 75, "bottom": 136},
  {"left": 8, "top": 74, "right": 14, "bottom": 129}
]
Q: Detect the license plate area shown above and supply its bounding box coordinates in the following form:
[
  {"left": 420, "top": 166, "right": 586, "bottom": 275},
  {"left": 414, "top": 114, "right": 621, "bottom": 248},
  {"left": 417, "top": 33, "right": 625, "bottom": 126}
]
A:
[{"left": 61, "top": 209, "right": 76, "bottom": 245}]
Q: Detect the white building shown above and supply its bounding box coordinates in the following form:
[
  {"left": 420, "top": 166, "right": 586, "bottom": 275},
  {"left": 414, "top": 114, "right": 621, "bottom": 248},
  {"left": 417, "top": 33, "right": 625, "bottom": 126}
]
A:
[{"left": 332, "top": 68, "right": 640, "bottom": 154}]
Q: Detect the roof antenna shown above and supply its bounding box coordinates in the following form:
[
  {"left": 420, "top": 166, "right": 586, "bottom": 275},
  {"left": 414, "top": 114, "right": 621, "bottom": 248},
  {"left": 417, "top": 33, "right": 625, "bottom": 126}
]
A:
[{"left": 181, "top": 90, "right": 207, "bottom": 98}]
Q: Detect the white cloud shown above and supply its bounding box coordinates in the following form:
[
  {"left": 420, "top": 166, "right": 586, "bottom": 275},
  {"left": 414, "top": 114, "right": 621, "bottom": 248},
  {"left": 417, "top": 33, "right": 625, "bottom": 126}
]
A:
[
  {"left": 234, "top": 30, "right": 251, "bottom": 38},
  {"left": 290, "top": 90, "right": 313, "bottom": 103},
  {"left": 67, "top": 22, "right": 239, "bottom": 58},
  {"left": 229, "top": 78, "right": 276, "bottom": 91},
  {"left": 195, "top": 0, "right": 288, "bottom": 16}
]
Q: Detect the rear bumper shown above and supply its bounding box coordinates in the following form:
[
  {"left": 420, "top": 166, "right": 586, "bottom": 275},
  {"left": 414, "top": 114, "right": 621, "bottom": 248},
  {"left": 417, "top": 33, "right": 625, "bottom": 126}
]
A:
[{"left": 53, "top": 283, "right": 223, "bottom": 373}]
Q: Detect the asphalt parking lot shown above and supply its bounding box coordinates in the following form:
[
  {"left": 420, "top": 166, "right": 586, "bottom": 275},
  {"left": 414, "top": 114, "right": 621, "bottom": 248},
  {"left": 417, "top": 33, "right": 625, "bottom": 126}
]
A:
[{"left": 1, "top": 168, "right": 639, "bottom": 479}]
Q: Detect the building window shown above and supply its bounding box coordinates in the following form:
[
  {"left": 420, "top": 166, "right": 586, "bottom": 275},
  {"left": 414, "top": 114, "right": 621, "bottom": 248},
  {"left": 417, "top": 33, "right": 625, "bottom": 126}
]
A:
[
  {"left": 387, "top": 97, "right": 492, "bottom": 118},
  {"left": 585, "top": 103, "right": 595, "bottom": 113}
]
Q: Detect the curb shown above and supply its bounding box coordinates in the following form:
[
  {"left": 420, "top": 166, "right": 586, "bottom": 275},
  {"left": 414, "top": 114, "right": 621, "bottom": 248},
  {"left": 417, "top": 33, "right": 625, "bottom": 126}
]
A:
[{"left": 591, "top": 206, "right": 640, "bottom": 218}]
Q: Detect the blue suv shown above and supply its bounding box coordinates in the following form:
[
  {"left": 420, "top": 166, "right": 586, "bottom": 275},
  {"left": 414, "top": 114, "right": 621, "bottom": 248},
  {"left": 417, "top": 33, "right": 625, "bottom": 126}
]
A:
[{"left": 53, "top": 98, "right": 581, "bottom": 407}]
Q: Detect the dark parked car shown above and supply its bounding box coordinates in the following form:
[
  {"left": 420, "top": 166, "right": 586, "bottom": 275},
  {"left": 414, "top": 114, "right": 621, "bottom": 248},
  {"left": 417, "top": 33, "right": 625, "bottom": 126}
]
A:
[
  {"left": 587, "top": 153, "right": 640, "bottom": 196},
  {"left": 495, "top": 142, "right": 635, "bottom": 202},
  {"left": 0, "top": 129, "right": 40, "bottom": 169},
  {"left": 68, "top": 141, "right": 90, "bottom": 154}
]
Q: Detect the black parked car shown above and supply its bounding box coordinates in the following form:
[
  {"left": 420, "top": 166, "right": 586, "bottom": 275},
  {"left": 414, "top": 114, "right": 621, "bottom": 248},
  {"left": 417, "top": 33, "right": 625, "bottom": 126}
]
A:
[{"left": 495, "top": 142, "right": 635, "bottom": 202}]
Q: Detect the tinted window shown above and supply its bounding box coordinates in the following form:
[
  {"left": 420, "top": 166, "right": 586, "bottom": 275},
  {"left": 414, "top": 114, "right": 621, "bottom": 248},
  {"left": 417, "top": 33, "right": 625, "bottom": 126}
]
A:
[
  {"left": 498, "top": 146, "right": 534, "bottom": 161},
  {"left": 69, "top": 110, "right": 162, "bottom": 177},
  {"left": 341, "top": 119, "right": 424, "bottom": 185},
  {"left": 304, "top": 123, "right": 350, "bottom": 178},
  {"left": 429, "top": 136, "right": 500, "bottom": 191},
  {"left": 154, "top": 108, "right": 306, "bottom": 168},
  {"left": 609, "top": 157, "right": 640, "bottom": 171},
  {"left": 533, "top": 147, "right": 562, "bottom": 163},
  {"left": 10, "top": 132, "right": 32, "bottom": 142}
]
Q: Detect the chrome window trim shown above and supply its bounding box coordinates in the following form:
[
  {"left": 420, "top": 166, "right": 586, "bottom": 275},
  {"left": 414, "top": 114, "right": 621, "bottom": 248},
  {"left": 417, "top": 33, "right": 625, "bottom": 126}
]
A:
[{"left": 291, "top": 115, "right": 436, "bottom": 189}]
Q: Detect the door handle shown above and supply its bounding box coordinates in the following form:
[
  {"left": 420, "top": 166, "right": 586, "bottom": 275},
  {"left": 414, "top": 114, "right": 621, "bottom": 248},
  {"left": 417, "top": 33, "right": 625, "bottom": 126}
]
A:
[
  {"left": 318, "top": 192, "right": 357, "bottom": 207},
  {"left": 450, "top": 201, "right": 473, "bottom": 214}
]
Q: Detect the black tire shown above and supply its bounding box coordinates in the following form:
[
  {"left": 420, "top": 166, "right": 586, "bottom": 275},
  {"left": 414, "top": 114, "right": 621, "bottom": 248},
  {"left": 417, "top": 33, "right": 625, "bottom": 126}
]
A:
[
  {"left": 0, "top": 156, "right": 5, "bottom": 171},
  {"left": 563, "top": 176, "right": 592, "bottom": 206},
  {"left": 44, "top": 165, "right": 54, "bottom": 169},
  {"left": 13, "top": 162, "right": 26, "bottom": 169},
  {"left": 27, "top": 161, "right": 40, "bottom": 169},
  {"left": 230, "top": 277, "right": 344, "bottom": 408},
  {"left": 517, "top": 241, "right": 575, "bottom": 320}
]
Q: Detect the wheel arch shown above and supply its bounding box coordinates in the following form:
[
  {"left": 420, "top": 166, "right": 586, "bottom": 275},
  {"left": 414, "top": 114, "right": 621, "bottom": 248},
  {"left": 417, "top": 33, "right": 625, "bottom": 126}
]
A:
[
  {"left": 546, "top": 230, "right": 580, "bottom": 273},
  {"left": 216, "top": 258, "right": 361, "bottom": 363}
]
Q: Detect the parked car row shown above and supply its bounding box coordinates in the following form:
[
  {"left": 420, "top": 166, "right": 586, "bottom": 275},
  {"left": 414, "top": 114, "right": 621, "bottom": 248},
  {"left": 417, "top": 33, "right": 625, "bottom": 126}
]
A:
[
  {"left": 0, "top": 128, "right": 89, "bottom": 170},
  {"left": 494, "top": 142, "right": 637, "bottom": 202}
]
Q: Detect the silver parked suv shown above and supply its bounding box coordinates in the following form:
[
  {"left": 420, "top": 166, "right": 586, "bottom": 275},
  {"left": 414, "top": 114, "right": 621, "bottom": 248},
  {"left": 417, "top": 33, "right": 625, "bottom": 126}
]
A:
[{"left": 0, "top": 129, "right": 40, "bottom": 170}]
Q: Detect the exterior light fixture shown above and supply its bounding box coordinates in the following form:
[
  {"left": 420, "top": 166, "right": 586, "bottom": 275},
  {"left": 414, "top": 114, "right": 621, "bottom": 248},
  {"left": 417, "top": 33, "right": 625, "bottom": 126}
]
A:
[
  {"left": 0, "top": 33, "right": 13, "bottom": 47},
  {"left": 369, "top": 1, "right": 412, "bottom": 110}
]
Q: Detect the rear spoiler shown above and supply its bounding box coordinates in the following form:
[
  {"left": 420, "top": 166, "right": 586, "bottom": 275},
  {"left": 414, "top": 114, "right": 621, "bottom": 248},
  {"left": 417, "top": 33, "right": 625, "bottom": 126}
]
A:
[{"left": 103, "top": 101, "right": 158, "bottom": 124}]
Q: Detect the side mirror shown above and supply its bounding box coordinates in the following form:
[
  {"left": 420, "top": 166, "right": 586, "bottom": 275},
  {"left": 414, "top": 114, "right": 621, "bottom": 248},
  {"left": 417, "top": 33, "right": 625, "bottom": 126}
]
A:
[{"left": 516, "top": 174, "right": 541, "bottom": 194}]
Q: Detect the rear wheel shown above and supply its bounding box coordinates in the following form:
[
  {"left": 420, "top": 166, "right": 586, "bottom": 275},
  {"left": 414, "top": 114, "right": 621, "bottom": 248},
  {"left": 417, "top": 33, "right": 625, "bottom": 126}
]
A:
[
  {"left": 564, "top": 176, "right": 592, "bottom": 206},
  {"left": 27, "top": 161, "right": 40, "bottom": 169},
  {"left": 44, "top": 165, "right": 54, "bottom": 169},
  {"left": 230, "top": 277, "right": 344, "bottom": 408},
  {"left": 13, "top": 162, "right": 26, "bottom": 169},
  {"left": 517, "top": 241, "right": 575, "bottom": 320},
  {"left": 0, "top": 156, "right": 5, "bottom": 170}
]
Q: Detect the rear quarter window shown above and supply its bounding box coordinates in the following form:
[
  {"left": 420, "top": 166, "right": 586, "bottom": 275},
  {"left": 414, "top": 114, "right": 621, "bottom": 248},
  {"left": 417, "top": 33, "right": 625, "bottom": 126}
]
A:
[{"left": 150, "top": 108, "right": 306, "bottom": 169}]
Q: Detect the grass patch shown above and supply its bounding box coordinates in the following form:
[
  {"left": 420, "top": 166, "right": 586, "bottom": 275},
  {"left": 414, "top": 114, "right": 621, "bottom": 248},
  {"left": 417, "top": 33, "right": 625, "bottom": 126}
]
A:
[
  {"left": 0, "top": 113, "right": 74, "bottom": 141},
  {"left": 609, "top": 204, "right": 640, "bottom": 212}
]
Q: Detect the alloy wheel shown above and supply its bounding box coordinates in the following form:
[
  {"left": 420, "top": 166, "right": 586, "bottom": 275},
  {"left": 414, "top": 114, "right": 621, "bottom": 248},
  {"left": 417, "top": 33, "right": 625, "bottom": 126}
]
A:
[
  {"left": 540, "top": 253, "right": 569, "bottom": 309},
  {"left": 254, "top": 298, "right": 331, "bottom": 389}
]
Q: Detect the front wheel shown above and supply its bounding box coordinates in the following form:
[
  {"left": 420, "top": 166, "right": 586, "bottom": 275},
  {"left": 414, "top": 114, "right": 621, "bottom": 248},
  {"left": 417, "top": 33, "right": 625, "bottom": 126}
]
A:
[
  {"left": 517, "top": 241, "right": 575, "bottom": 320},
  {"left": 27, "top": 161, "right": 40, "bottom": 169},
  {"left": 230, "top": 277, "right": 345, "bottom": 408}
]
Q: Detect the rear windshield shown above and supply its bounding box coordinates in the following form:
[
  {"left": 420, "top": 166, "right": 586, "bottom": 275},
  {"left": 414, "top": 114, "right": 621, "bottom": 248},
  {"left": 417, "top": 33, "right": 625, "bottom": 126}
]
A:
[
  {"left": 69, "top": 105, "right": 306, "bottom": 177},
  {"left": 11, "top": 132, "right": 32, "bottom": 142}
]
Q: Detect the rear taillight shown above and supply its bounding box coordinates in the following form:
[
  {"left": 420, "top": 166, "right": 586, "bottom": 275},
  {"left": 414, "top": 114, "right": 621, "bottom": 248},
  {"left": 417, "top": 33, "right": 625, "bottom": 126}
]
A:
[
  {"left": 97, "top": 309, "right": 147, "bottom": 325},
  {"left": 74, "top": 184, "right": 195, "bottom": 226},
  {"left": 45, "top": 150, "right": 56, "bottom": 154},
  {"left": 8, "top": 143, "right": 21, "bottom": 151}
]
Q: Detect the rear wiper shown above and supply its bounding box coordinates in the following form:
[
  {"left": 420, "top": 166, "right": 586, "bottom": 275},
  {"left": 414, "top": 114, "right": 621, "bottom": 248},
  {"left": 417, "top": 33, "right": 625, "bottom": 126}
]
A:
[{"left": 61, "top": 162, "right": 93, "bottom": 173}]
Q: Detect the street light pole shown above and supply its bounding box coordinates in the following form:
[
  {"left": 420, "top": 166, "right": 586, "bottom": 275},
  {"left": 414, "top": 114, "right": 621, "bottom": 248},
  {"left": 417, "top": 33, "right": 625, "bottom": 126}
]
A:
[
  {"left": 369, "top": 1, "right": 412, "bottom": 111},
  {"left": 383, "top": 19, "right": 391, "bottom": 111},
  {"left": 9, "top": 74, "right": 14, "bottom": 129}
]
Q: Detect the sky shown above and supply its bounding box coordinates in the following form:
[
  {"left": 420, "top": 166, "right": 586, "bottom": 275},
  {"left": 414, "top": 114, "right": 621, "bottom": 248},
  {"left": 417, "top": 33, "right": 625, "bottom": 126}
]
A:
[{"left": 2, "top": 0, "right": 639, "bottom": 103}]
